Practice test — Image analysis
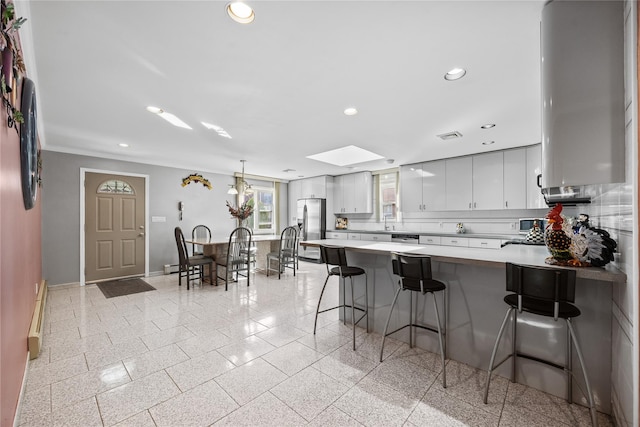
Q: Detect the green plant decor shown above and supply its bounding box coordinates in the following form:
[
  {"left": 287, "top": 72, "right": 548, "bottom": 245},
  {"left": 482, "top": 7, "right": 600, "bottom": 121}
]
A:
[{"left": 0, "top": 0, "right": 26, "bottom": 131}]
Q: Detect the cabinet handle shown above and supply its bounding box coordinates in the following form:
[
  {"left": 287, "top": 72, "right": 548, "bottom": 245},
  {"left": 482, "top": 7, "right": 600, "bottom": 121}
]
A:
[
  {"left": 481, "top": 242, "right": 487, "bottom": 245},
  {"left": 451, "top": 240, "right": 458, "bottom": 244},
  {"left": 505, "top": 201, "right": 509, "bottom": 208},
  {"left": 473, "top": 202, "right": 477, "bottom": 208},
  {"left": 469, "top": 202, "right": 472, "bottom": 209}
]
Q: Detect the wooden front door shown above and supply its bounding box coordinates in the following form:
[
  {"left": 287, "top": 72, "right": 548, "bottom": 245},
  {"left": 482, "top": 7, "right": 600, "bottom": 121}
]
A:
[{"left": 85, "top": 172, "right": 146, "bottom": 283}]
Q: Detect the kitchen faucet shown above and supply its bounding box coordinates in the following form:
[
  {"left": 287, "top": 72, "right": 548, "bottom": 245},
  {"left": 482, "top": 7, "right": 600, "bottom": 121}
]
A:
[{"left": 384, "top": 215, "right": 390, "bottom": 231}]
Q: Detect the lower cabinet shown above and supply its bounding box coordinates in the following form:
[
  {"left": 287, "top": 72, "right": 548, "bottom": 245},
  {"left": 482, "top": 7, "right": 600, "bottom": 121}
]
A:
[
  {"left": 468, "top": 238, "right": 502, "bottom": 249},
  {"left": 359, "top": 233, "right": 392, "bottom": 242},
  {"left": 327, "top": 232, "right": 347, "bottom": 239},
  {"left": 419, "top": 236, "right": 441, "bottom": 245},
  {"left": 441, "top": 237, "right": 470, "bottom": 247}
]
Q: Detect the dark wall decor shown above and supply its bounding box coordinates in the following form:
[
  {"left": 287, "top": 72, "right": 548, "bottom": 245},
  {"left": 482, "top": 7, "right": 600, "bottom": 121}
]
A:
[
  {"left": 20, "top": 77, "right": 37, "bottom": 209},
  {"left": 181, "top": 173, "right": 212, "bottom": 190}
]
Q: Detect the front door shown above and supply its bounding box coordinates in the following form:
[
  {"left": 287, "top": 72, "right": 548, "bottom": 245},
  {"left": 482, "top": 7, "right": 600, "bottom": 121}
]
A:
[{"left": 85, "top": 172, "right": 146, "bottom": 283}]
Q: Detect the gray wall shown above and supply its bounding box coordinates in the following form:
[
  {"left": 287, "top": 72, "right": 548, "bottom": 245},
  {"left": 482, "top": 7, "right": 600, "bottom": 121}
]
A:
[{"left": 41, "top": 151, "right": 288, "bottom": 285}]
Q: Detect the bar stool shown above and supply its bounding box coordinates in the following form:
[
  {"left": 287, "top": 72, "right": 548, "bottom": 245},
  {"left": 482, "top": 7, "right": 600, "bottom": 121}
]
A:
[
  {"left": 483, "top": 263, "right": 597, "bottom": 427},
  {"left": 314, "top": 245, "right": 369, "bottom": 350},
  {"left": 380, "top": 252, "right": 447, "bottom": 388}
]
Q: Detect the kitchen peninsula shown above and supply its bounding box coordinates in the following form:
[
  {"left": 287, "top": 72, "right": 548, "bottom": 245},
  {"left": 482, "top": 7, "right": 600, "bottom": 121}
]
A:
[{"left": 301, "top": 238, "right": 625, "bottom": 414}]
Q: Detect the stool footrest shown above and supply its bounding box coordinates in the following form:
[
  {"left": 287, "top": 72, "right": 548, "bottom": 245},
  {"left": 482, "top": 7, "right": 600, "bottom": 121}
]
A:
[
  {"left": 383, "top": 322, "right": 444, "bottom": 339},
  {"left": 317, "top": 304, "right": 366, "bottom": 316},
  {"left": 517, "top": 352, "right": 566, "bottom": 372}
]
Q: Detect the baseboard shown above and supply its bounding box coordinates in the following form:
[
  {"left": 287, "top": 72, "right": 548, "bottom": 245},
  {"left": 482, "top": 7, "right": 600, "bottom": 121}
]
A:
[{"left": 27, "top": 280, "right": 47, "bottom": 360}]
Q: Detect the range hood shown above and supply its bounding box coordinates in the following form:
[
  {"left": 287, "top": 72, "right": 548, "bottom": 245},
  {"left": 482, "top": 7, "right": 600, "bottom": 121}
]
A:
[
  {"left": 540, "top": 0, "right": 624, "bottom": 207},
  {"left": 540, "top": 186, "right": 591, "bottom": 207}
]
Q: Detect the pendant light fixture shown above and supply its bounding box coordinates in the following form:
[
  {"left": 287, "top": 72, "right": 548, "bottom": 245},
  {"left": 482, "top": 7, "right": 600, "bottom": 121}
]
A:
[
  {"left": 227, "top": 160, "right": 252, "bottom": 195},
  {"left": 226, "top": 1, "right": 255, "bottom": 24}
]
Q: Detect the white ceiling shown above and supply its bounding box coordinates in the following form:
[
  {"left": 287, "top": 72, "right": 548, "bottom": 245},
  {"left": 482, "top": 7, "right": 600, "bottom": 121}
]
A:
[{"left": 17, "top": 0, "right": 544, "bottom": 181}]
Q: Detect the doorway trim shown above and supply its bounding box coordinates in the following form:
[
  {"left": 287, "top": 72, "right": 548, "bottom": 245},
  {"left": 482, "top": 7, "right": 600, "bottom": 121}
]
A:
[{"left": 80, "top": 168, "right": 150, "bottom": 286}]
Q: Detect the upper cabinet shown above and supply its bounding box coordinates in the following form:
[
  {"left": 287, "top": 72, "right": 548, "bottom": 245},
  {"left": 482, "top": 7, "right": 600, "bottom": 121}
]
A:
[
  {"left": 445, "top": 157, "right": 472, "bottom": 211},
  {"left": 333, "top": 172, "right": 372, "bottom": 214},
  {"left": 399, "top": 145, "right": 543, "bottom": 213},
  {"left": 472, "top": 152, "right": 504, "bottom": 210},
  {"left": 299, "top": 175, "right": 330, "bottom": 199},
  {"left": 503, "top": 148, "right": 527, "bottom": 210},
  {"left": 526, "top": 145, "right": 545, "bottom": 209},
  {"left": 401, "top": 160, "right": 446, "bottom": 216}
]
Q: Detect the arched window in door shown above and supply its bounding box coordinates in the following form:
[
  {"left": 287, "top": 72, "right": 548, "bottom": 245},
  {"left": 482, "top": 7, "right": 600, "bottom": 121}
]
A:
[{"left": 97, "top": 179, "right": 135, "bottom": 194}]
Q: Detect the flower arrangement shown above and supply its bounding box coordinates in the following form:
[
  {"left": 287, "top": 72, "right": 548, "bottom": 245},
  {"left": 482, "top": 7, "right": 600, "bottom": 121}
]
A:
[
  {"left": 226, "top": 199, "right": 254, "bottom": 222},
  {"left": 0, "top": 1, "right": 27, "bottom": 130}
]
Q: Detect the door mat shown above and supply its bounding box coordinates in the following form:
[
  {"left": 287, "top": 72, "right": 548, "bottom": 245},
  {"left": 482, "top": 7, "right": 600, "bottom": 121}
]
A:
[{"left": 96, "top": 278, "right": 156, "bottom": 299}]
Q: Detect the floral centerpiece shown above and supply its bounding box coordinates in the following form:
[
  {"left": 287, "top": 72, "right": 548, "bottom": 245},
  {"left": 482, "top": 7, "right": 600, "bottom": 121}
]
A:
[{"left": 226, "top": 199, "right": 254, "bottom": 226}]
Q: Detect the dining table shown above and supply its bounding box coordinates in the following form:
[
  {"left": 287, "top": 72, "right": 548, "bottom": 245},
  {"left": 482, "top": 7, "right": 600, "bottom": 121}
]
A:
[{"left": 185, "top": 233, "right": 282, "bottom": 275}]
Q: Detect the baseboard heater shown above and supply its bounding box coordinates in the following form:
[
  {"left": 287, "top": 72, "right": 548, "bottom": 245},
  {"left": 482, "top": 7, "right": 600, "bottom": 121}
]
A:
[{"left": 28, "top": 280, "right": 47, "bottom": 360}]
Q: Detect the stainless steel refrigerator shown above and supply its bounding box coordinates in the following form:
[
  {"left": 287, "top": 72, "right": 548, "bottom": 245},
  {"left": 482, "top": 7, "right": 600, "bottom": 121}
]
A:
[{"left": 297, "top": 198, "right": 326, "bottom": 262}]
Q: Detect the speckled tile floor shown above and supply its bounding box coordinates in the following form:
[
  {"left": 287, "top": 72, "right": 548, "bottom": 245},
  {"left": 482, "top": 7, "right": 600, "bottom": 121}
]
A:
[{"left": 18, "top": 262, "right": 612, "bottom": 426}]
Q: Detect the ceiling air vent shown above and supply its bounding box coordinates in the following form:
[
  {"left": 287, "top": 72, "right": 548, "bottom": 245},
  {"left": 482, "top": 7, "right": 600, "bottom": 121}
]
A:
[{"left": 437, "top": 131, "right": 463, "bottom": 140}]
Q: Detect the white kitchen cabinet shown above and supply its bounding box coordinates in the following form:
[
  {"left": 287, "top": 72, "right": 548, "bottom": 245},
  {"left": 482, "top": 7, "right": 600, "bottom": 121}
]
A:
[
  {"left": 526, "top": 144, "right": 545, "bottom": 208},
  {"left": 472, "top": 152, "right": 504, "bottom": 210},
  {"left": 400, "top": 163, "right": 424, "bottom": 214},
  {"left": 360, "top": 233, "right": 392, "bottom": 242},
  {"left": 445, "top": 157, "right": 472, "bottom": 210},
  {"left": 333, "top": 172, "right": 373, "bottom": 214},
  {"left": 300, "top": 175, "right": 330, "bottom": 199},
  {"left": 468, "top": 238, "right": 502, "bottom": 249},
  {"left": 347, "top": 233, "right": 361, "bottom": 240},
  {"left": 419, "top": 235, "right": 441, "bottom": 245},
  {"left": 503, "top": 148, "right": 527, "bottom": 209},
  {"left": 401, "top": 160, "right": 446, "bottom": 215},
  {"left": 441, "top": 236, "right": 469, "bottom": 247},
  {"left": 327, "top": 231, "right": 347, "bottom": 239}
]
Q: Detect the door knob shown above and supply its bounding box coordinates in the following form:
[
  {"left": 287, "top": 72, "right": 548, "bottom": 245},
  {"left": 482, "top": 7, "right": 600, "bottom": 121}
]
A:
[{"left": 138, "top": 233, "right": 145, "bottom": 237}]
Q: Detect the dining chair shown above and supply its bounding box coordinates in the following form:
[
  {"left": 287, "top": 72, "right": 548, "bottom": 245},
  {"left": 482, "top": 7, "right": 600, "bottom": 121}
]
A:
[
  {"left": 266, "top": 226, "right": 298, "bottom": 279},
  {"left": 174, "top": 227, "right": 214, "bottom": 290},
  {"left": 216, "top": 226, "right": 253, "bottom": 291},
  {"left": 191, "top": 224, "right": 212, "bottom": 255}
]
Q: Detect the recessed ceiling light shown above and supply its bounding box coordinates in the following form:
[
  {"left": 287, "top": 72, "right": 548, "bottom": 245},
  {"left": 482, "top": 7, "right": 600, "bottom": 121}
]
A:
[
  {"left": 146, "top": 106, "right": 192, "bottom": 129},
  {"left": 227, "top": 1, "right": 255, "bottom": 24},
  {"left": 118, "top": 143, "right": 129, "bottom": 148},
  {"left": 444, "top": 68, "right": 466, "bottom": 81},
  {"left": 344, "top": 107, "right": 358, "bottom": 116},
  {"left": 307, "top": 145, "right": 384, "bottom": 167},
  {"left": 482, "top": 141, "right": 495, "bottom": 145},
  {"left": 481, "top": 124, "right": 496, "bottom": 129},
  {"left": 282, "top": 169, "right": 296, "bottom": 172}
]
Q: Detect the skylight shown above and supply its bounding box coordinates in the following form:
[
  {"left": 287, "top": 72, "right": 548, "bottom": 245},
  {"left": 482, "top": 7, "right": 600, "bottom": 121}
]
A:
[{"left": 307, "top": 145, "right": 384, "bottom": 167}]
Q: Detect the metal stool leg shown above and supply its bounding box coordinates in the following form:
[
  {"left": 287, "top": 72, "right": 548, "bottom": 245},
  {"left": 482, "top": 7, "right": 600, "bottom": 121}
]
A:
[
  {"left": 350, "top": 276, "right": 356, "bottom": 350},
  {"left": 313, "top": 275, "right": 331, "bottom": 334},
  {"left": 566, "top": 319, "right": 598, "bottom": 427},
  {"left": 484, "top": 307, "right": 514, "bottom": 404},
  {"left": 511, "top": 309, "right": 518, "bottom": 382},
  {"left": 431, "top": 291, "right": 447, "bottom": 388},
  {"left": 380, "top": 287, "right": 402, "bottom": 362},
  {"left": 566, "top": 323, "right": 573, "bottom": 403},
  {"left": 364, "top": 272, "right": 369, "bottom": 333}
]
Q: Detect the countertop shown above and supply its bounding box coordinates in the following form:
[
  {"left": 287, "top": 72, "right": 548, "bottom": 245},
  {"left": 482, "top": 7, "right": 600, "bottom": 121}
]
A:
[
  {"left": 301, "top": 238, "right": 626, "bottom": 283},
  {"left": 329, "top": 229, "right": 523, "bottom": 240}
]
